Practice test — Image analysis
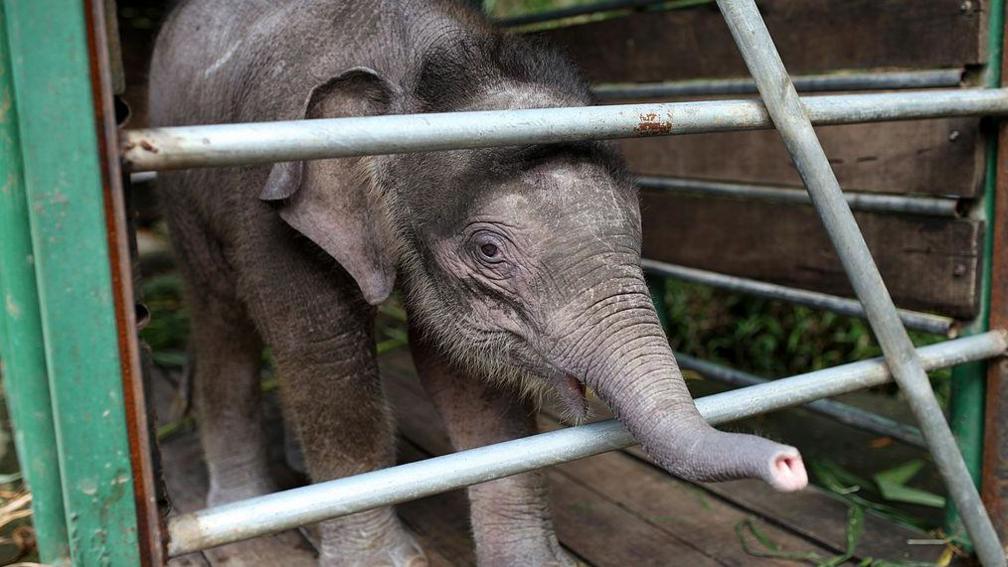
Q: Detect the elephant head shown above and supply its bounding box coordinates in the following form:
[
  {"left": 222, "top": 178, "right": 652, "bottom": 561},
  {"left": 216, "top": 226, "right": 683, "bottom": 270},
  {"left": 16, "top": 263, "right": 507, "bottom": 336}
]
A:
[{"left": 260, "top": 58, "right": 807, "bottom": 492}]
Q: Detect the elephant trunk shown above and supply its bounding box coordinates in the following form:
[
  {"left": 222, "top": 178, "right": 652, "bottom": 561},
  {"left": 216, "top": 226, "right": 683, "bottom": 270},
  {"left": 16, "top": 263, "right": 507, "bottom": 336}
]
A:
[{"left": 554, "top": 285, "right": 807, "bottom": 492}]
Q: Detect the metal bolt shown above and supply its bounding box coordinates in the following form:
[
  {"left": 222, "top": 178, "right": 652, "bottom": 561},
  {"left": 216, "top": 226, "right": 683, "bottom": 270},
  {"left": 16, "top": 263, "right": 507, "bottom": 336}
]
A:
[
  {"left": 954, "top": 264, "right": 967, "bottom": 277},
  {"left": 961, "top": 0, "right": 973, "bottom": 12},
  {"left": 949, "top": 130, "right": 961, "bottom": 141}
]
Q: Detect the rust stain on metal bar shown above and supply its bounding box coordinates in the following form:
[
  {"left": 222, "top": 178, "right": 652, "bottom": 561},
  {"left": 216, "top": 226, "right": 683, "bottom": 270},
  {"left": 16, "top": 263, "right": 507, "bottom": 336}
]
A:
[
  {"left": 633, "top": 111, "right": 673, "bottom": 135},
  {"left": 84, "top": 0, "right": 163, "bottom": 563}
]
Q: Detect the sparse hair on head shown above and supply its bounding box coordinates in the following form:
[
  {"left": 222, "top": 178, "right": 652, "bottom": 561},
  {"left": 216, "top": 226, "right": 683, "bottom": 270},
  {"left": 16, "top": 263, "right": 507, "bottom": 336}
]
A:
[{"left": 415, "top": 30, "right": 592, "bottom": 112}]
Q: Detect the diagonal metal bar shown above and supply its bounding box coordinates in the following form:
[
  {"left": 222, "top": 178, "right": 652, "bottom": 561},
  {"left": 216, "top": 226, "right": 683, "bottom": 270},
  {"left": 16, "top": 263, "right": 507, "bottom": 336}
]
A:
[{"left": 715, "top": 1, "right": 1005, "bottom": 564}]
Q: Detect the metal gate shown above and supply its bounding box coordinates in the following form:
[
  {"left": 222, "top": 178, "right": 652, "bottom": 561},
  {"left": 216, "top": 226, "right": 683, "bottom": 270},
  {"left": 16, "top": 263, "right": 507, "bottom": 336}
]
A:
[{"left": 2, "top": 0, "right": 1008, "bottom": 565}]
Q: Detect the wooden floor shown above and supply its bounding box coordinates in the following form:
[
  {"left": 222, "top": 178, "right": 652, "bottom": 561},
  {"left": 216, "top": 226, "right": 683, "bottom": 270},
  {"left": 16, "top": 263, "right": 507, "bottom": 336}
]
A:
[{"left": 157, "top": 349, "right": 955, "bottom": 566}]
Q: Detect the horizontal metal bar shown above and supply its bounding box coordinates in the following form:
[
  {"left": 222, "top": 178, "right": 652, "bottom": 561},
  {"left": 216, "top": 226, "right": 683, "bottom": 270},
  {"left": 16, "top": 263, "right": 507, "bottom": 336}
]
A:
[
  {"left": 637, "top": 176, "right": 960, "bottom": 217},
  {"left": 674, "top": 352, "right": 925, "bottom": 447},
  {"left": 123, "top": 88, "right": 1008, "bottom": 172},
  {"left": 128, "top": 171, "right": 156, "bottom": 184},
  {"left": 594, "top": 69, "right": 964, "bottom": 99},
  {"left": 496, "top": 0, "right": 661, "bottom": 27},
  {"left": 641, "top": 259, "right": 955, "bottom": 336},
  {"left": 167, "top": 331, "right": 1006, "bottom": 556}
]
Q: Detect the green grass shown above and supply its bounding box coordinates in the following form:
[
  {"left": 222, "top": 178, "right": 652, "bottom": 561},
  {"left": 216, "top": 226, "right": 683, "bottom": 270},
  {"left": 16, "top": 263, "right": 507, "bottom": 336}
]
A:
[
  {"left": 139, "top": 273, "right": 190, "bottom": 354},
  {"left": 655, "top": 278, "right": 952, "bottom": 408}
]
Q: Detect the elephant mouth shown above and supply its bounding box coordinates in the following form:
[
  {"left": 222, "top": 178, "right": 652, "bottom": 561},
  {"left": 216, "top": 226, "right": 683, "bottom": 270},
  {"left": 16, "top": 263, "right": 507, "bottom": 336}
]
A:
[{"left": 550, "top": 373, "right": 588, "bottom": 422}]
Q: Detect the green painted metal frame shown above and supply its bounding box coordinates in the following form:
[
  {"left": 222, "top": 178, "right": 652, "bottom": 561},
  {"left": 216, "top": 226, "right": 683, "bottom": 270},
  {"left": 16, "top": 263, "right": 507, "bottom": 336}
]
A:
[
  {"left": 0, "top": 0, "right": 144, "bottom": 564},
  {"left": 0, "top": 4, "right": 70, "bottom": 563},
  {"left": 946, "top": 0, "right": 1006, "bottom": 539}
]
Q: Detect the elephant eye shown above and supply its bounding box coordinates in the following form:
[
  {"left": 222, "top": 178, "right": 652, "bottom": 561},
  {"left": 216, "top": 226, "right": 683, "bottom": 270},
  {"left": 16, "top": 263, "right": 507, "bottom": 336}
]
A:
[
  {"left": 480, "top": 243, "right": 499, "bottom": 258},
  {"left": 470, "top": 230, "right": 508, "bottom": 266}
]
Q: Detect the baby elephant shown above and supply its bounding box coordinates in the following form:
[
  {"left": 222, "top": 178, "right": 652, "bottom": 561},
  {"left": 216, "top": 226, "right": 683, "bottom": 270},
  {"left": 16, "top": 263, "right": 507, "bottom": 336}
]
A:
[{"left": 149, "top": 1, "right": 807, "bottom": 565}]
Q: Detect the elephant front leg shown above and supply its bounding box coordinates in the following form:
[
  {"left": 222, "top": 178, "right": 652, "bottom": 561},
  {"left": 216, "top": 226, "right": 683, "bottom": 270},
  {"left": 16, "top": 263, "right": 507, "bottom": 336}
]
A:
[
  {"left": 272, "top": 327, "right": 426, "bottom": 567},
  {"left": 409, "top": 329, "right": 578, "bottom": 567}
]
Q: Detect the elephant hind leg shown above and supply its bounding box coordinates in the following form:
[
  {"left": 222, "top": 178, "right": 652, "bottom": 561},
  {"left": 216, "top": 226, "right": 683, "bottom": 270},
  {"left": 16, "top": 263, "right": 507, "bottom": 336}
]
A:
[
  {"left": 187, "top": 294, "right": 275, "bottom": 507},
  {"left": 161, "top": 196, "right": 277, "bottom": 507}
]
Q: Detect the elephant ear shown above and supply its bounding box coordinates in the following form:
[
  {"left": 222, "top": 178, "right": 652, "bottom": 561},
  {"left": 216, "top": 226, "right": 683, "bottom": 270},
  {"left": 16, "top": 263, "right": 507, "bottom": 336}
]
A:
[{"left": 260, "top": 67, "right": 397, "bottom": 306}]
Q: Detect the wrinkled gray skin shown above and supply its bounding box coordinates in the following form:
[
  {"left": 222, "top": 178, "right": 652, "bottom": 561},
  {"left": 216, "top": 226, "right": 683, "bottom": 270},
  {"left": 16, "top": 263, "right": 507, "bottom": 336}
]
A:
[{"left": 150, "top": 1, "right": 807, "bottom": 565}]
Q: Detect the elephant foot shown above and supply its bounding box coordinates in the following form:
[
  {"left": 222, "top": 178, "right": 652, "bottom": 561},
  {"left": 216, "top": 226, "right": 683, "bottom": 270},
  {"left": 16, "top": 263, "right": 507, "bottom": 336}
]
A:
[
  {"left": 479, "top": 540, "right": 582, "bottom": 567},
  {"left": 206, "top": 481, "right": 275, "bottom": 508},
  {"left": 317, "top": 507, "right": 428, "bottom": 567},
  {"left": 203, "top": 443, "right": 276, "bottom": 504},
  {"left": 205, "top": 465, "right": 276, "bottom": 508}
]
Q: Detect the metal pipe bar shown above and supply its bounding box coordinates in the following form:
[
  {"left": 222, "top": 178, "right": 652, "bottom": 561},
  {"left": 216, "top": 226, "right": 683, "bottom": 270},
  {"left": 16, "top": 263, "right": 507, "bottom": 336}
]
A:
[
  {"left": 641, "top": 259, "right": 955, "bottom": 336},
  {"left": 496, "top": 0, "right": 661, "bottom": 27},
  {"left": 715, "top": 1, "right": 1005, "bottom": 564},
  {"left": 128, "top": 170, "right": 157, "bottom": 184},
  {"left": 594, "top": 69, "right": 964, "bottom": 99},
  {"left": 636, "top": 176, "right": 960, "bottom": 217},
  {"left": 166, "top": 331, "right": 1007, "bottom": 556},
  {"left": 122, "top": 88, "right": 1008, "bottom": 172},
  {"left": 674, "top": 353, "right": 925, "bottom": 447}
]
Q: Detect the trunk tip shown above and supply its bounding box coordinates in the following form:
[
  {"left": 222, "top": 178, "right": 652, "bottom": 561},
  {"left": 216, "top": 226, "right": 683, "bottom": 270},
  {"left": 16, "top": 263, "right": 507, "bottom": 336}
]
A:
[{"left": 767, "top": 449, "right": 808, "bottom": 492}]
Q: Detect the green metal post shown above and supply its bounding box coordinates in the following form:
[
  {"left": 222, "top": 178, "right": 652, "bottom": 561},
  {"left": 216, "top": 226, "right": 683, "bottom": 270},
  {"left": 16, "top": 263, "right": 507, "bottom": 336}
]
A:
[
  {"left": 0, "top": 4, "right": 70, "bottom": 562},
  {"left": 3, "top": 1, "right": 142, "bottom": 564},
  {"left": 947, "top": 0, "right": 1006, "bottom": 538}
]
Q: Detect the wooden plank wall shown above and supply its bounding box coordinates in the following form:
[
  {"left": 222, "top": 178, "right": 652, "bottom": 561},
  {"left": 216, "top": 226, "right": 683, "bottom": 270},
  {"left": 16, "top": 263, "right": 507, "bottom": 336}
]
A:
[
  {"left": 640, "top": 194, "right": 982, "bottom": 317},
  {"left": 533, "top": 1, "right": 984, "bottom": 83},
  {"left": 535, "top": 0, "right": 989, "bottom": 319}
]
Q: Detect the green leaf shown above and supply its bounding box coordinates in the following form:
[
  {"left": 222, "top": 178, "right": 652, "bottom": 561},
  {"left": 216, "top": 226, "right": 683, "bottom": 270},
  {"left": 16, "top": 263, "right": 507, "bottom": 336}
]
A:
[
  {"left": 875, "top": 481, "right": 946, "bottom": 509},
  {"left": 151, "top": 350, "right": 188, "bottom": 368},
  {"left": 873, "top": 460, "right": 946, "bottom": 508},
  {"left": 809, "top": 458, "right": 873, "bottom": 493},
  {"left": 874, "top": 460, "right": 925, "bottom": 487}
]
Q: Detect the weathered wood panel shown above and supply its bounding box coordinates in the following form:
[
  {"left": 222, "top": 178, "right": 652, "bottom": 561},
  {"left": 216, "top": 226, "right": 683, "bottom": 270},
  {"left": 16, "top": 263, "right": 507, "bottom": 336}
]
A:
[
  {"left": 534, "top": 0, "right": 984, "bottom": 83},
  {"left": 620, "top": 117, "right": 983, "bottom": 197},
  {"left": 640, "top": 192, "right": 982, "bottom": 318}
]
